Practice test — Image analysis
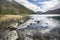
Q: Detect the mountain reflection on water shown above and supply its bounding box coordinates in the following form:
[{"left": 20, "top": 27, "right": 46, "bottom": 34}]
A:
[
  {"left": 0, "top": 15, "right": 60, "bottom": 40},
  {"left": 26, "top": 15, "right": 60, "bottom": 33},
  {"left": 18, "top": 15, "right": 60, "bottom": 40}
]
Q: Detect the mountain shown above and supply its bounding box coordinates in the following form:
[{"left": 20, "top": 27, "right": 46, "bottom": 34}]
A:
[
  {"left": 45, "top": 8, "right": 60, "bottom": 14},
  {"left": 36, "top": 11, "right": 43, "bottom": 14},
  {"left": 45, "top": 3, "right": 60, "bottom": 14},
  {"left": 51, "top": 2, "right": 60, "bottom": 10},
  {"left": 0, "top": 0, "right": 36, "bottom": 15}
]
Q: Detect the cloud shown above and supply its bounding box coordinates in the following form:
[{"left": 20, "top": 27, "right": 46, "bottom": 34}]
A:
[
  {"left": 15, "top": 0, "right": 43, "bottom": 12},
  {"left": 33, "top": 0, "right": 37, "bottom": 1},
  {"left": 51, "top": 1, "right": 60, "bottom": 10},
  {"left": 38, "top": 0, "right": 59, "bottom": 12},
  {"left": 15, "top": 0, "right": 59, "bottom": 12}
]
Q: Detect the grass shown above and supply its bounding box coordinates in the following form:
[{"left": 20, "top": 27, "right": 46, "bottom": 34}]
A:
[
  {"left": 0, "top": 15, "right": 30, "bottom": 30},
  {"left": 0, "top": 0, "right": 36, "bottom": 15},
  {"left": 0, "top": 15, "right": 23, "bottom": 21}
]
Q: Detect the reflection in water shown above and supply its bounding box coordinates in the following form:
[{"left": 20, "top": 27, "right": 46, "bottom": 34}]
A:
[
  {"left": 31, "top": 15, "right": 58, "bottom": 27},
  {"left": 0, "top": 15, "right": 60, "bottom": 40},
  {"left": 28, "top": 15, "right": 60, "bottom": 33}
]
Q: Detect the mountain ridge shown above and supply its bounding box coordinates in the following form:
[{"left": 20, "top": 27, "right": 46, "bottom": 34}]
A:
[
  {"left": 45, "top": 8, "right": 60, "bottom": 14},
  {"left": 0, "top": 0, "right": 36, "bottom": 15}
]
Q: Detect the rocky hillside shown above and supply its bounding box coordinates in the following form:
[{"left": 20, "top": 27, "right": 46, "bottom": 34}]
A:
[
  {"left": 44, "top": 2, "right": 60, "bottom": 14},
  {"left": 45, "top": 8, "right": 60, "bottom": 14},
  {"left": 0, "top": 0, "right": 36, "bottom": 15}
]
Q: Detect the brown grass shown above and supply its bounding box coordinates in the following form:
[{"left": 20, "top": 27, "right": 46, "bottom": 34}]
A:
[{"left": 0, "top": 15, "right": 23, "bottom": 21}]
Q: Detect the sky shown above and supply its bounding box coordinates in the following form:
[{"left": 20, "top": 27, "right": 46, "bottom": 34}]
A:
[{"left": 15, "top": 0, "right": 59, "bottom": 12}]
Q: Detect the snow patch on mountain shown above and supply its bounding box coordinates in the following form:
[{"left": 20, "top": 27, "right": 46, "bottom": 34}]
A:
[{"left": 51, "top": 2, "right": 60, "bottom": 10}]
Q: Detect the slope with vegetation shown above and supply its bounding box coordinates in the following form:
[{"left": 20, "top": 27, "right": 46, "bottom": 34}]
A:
[{"left": 0, "top": 0, "right": 36, "bottom": 15}]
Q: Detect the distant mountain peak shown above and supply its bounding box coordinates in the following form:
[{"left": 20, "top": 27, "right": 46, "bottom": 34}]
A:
[
  {"left": 45, "top": 8, "right": 60, "bottom": 14},
  {"left": 44, "top": 2, "right": 60, "bottom": 14},
  {"left": 36, "top": 11, "right": 43, "bottom": 14},
  {"left": 51, "top": 2, "right": 60, "bottom": 10}
]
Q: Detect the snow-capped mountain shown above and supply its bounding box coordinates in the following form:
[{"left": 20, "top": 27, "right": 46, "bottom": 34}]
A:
[
  {"left": 36, "top": 11, "right": 43, "bottom": 14},
  {"left": 51, "top": 2, "right": 60, "bottom": 10},
  {"left": 45, "top": 2, "right": 60, "bottom": 14}
]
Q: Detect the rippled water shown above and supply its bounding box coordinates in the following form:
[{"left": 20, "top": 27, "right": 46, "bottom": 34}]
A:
[
  {"left": 27, "top": 15, "right": 60, "bottom": 33},
  {"left": 0, "top": 15, "right": 60, "bottom": 40}
]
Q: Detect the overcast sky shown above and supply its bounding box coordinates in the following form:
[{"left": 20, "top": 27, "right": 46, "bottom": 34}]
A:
[{"left": 15, "top": 0, "right": 59, "bottom": 12}]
